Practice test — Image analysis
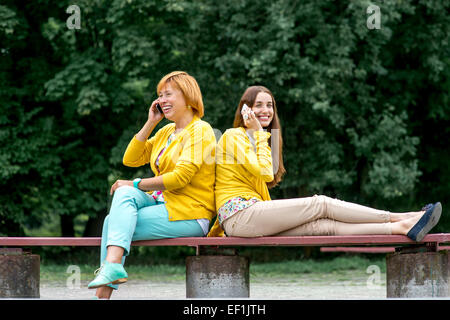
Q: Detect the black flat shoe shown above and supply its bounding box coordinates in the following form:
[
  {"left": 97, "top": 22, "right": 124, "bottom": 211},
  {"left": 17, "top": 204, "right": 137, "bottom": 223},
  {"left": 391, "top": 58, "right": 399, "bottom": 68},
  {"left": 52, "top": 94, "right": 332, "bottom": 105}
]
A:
[
  {"left": 421, "top": 203, "right": 433, "bottom": 211},
  {"left": 407, "top": 202, "right": 442, "bottom": 242}
]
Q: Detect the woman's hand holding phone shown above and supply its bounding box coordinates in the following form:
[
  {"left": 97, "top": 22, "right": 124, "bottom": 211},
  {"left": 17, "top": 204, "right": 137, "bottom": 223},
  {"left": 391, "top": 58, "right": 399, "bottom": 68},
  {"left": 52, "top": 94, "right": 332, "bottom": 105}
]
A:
[
  {"left": 148, "top": 99, "right": 164, "bottom": 124},
  {"left": 135, "top": 99, "right": 163, "bottom": 142},
  {"left": 242, "top": 104, "right": 263, "bottom": 132}
]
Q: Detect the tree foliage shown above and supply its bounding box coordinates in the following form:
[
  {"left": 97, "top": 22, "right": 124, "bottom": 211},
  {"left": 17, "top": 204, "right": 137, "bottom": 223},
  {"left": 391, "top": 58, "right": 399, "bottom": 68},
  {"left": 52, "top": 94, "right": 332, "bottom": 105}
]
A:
[{"left": 1, "top": 0, "right": 449, "bottom": 237}]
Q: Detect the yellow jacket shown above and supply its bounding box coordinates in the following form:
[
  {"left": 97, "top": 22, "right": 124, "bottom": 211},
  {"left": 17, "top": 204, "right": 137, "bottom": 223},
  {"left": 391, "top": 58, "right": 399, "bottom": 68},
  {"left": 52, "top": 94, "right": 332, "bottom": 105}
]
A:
[
  {"left": 123, "top": 115, "right": 216, "bottom": 222},
  {"left": 208, "top": 127, "right": 273, "bottom": 237}
]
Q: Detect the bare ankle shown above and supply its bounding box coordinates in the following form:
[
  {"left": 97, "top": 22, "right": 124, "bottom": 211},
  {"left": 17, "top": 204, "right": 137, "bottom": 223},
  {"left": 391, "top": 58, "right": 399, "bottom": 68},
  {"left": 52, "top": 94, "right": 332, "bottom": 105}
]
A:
[
  {"left": 390, "top": 220, "right": 406, "bottom": 235},
  {"left": 105, "top": 245, "right": 125, "bottom": 264},
  {"left": 389, "top": 211, "right": 423, "bottom": 223},
  {"left": 389, "top": 212, "right": 407, "bottom": 223},
  {"left": 96, "top": 286, "right": 113, "bottom": 299}
]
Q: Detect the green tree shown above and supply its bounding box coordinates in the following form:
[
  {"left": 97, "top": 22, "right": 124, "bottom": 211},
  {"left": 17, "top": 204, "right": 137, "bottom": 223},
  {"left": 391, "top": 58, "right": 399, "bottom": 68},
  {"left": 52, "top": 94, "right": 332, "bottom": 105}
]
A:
[{"left": 191, "top": 0, "right": 449, "bottom": 223}]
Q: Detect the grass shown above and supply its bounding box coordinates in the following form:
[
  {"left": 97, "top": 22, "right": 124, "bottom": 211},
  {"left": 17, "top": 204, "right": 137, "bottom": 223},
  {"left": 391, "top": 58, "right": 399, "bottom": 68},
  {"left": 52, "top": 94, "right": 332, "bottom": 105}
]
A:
[
  {"left": 41, "top": 263, "right": 187, "bottom": 283},
  {"left": 41, "top": 255, "right": 386, "bottom": 284},
  {"left": 250, "top": 255, "right": 385, "bottom": 275},
  {"left": 248, "top": 256, "right": 387, "bottom": 286}
]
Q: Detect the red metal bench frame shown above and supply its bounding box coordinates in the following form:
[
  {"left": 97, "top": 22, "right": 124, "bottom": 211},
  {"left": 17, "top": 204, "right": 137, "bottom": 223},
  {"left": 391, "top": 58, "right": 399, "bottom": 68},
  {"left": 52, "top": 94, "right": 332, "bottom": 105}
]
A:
[
  {"left": 320, "top": 245, "right": 450, "bottom": 254},
  {"left": 2, "top": 233, "right": 450, "bottom": 252}
]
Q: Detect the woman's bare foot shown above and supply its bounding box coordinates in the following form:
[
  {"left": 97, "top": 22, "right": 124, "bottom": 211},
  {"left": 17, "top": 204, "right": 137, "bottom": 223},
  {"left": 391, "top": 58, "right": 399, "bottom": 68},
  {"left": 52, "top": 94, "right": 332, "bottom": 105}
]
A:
[
  {"left": 391, "top": 211, "right": 426, "bottom": 235},
  {"left": 390, "top": 202, "right": 442, "bottom": 241}
]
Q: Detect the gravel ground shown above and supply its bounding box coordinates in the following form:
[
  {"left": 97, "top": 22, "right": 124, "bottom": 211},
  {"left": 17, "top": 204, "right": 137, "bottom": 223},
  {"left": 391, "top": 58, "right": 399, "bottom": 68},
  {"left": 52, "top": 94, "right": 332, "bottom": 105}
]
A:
[{"left": 38, "top": 274, "right": 387, "bottom": 300}]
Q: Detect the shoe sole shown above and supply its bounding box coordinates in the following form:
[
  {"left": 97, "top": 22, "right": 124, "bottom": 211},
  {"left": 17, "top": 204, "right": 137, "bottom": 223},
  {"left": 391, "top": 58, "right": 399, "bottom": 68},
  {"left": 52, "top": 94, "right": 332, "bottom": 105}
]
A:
[
  {"left": 88, "top": 278, "right": 128, "bottom": 289},
  {"left": 415, "top": 202, "right": 442, "bottom": 242},
  {"left": 112, "top": 278, "right": 128, "bottom": 285}
]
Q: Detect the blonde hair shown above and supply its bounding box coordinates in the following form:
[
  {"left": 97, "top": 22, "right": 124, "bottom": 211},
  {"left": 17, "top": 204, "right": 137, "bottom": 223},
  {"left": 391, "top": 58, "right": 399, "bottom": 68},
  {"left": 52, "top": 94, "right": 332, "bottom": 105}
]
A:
[{"left": 157, "top": 71, "right": 204, "bottom": 118}]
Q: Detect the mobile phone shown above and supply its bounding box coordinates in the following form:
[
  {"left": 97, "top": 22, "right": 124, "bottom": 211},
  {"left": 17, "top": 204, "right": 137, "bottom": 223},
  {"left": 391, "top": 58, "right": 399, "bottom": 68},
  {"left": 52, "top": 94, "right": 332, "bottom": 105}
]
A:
[
  {"left": 241, "top": 104, "right": 250, "bottom": 120},
  {"left": 156, "top": 103, "right": 163, "bottom": 114}
]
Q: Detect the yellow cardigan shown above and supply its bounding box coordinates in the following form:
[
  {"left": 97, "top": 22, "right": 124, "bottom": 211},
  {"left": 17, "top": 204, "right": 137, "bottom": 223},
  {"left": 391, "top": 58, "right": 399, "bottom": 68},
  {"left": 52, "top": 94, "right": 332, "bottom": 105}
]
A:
[
  {"left": 123, "top": 115, "right": 216, "bottom": 222},
  {"left": 208, "top": 127, "right": 273, "bottom": 237}
]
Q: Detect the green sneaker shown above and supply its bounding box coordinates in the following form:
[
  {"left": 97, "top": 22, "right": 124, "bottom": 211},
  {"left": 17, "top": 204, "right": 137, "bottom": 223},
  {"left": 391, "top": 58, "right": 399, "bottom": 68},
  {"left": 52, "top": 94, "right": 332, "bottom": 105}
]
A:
[{"left": 87, "top": 261, "right": 128, "bottom": 289}]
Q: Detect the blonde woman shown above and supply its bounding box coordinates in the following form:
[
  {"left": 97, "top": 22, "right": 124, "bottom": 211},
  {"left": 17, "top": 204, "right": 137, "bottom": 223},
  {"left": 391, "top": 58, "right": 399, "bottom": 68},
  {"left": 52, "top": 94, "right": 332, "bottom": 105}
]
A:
[
  {"left": 208, "top": 85, "right": 442, "bottom": 242},
  {"left": 89, "top": 71, "right": 216, "bottom": 299}
]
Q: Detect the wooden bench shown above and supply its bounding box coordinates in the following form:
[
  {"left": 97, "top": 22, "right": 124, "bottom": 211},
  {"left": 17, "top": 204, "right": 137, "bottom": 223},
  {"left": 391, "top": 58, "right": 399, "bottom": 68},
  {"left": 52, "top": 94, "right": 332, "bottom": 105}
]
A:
[{"left": 2, "top": 233, "right": 450, "bottom": 298}]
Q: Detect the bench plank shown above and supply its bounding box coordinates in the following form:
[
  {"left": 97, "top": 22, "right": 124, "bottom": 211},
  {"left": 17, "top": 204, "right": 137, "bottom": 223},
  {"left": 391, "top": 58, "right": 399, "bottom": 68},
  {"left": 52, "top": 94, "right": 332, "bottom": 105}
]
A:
[
  {"left": 320, "top": 245, "right": 450, "bottom": 253},
  {"left": 1, "top": 233, "right": 450, "bottom": 247}
]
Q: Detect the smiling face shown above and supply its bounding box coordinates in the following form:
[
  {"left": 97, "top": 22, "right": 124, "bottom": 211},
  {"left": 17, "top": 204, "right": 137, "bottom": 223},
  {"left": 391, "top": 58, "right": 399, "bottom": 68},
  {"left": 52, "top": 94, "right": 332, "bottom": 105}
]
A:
[
  {"left": 158, "top": 82, "right": 188, "bottom": 122},
  {"left": 251, "top": 92, "right": 274, "bottom": 128}
]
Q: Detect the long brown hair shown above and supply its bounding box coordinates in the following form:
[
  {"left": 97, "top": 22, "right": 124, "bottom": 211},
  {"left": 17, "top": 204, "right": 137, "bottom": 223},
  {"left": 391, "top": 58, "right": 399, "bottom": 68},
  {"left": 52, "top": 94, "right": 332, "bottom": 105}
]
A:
[{"left": 232, "top": 86, "right": 286, "bottom": 188}]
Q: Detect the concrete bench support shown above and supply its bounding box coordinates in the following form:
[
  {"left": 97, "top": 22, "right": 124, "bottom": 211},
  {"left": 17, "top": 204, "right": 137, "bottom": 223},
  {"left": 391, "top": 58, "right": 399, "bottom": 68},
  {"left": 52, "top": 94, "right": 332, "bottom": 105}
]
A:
[
  {"left": 186, "top": 250, "right": 249, "bottom": 298},
  {"left": 0, "top": 249, "right": 40, "bottom": 298},
  {"left": 2, "top": 235, "right": 450, "bottom": 299},
  {"left": 386, "top": 249, "right": 450, "bottom": 298}
]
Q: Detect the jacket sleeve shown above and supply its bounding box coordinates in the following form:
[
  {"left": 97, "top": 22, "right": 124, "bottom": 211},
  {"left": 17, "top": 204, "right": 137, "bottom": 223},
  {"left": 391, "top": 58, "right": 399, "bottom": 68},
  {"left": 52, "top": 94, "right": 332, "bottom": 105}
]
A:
[
  {"left": 162, "top": 124, "right": 216, "bottom": 190},
  {"left": 221, "top": 130, "right": 274, "bottom": 182},
  {"left": 122, "top": 135, "right": 156, "bottom": 167}
]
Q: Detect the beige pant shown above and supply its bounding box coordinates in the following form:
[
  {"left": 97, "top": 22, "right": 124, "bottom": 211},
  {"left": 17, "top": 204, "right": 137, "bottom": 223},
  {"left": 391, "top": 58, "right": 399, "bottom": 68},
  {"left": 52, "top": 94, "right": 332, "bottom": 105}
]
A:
[{"left": 222, "top": 195, "right": 392, "bottom": 237}]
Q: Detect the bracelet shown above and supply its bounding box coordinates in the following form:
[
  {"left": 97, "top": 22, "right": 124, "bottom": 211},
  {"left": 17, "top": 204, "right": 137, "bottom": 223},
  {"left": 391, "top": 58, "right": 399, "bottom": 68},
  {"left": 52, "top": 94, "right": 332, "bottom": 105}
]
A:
[{"left": 133, "top": 178, "right": 142, "bottom": 189}]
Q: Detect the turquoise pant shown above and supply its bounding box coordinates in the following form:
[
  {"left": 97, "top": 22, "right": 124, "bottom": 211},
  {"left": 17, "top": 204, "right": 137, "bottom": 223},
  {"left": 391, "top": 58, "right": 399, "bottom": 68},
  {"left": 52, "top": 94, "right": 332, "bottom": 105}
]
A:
[{"left": 99, "top": 185, "right": 204, "bottom": 268}]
